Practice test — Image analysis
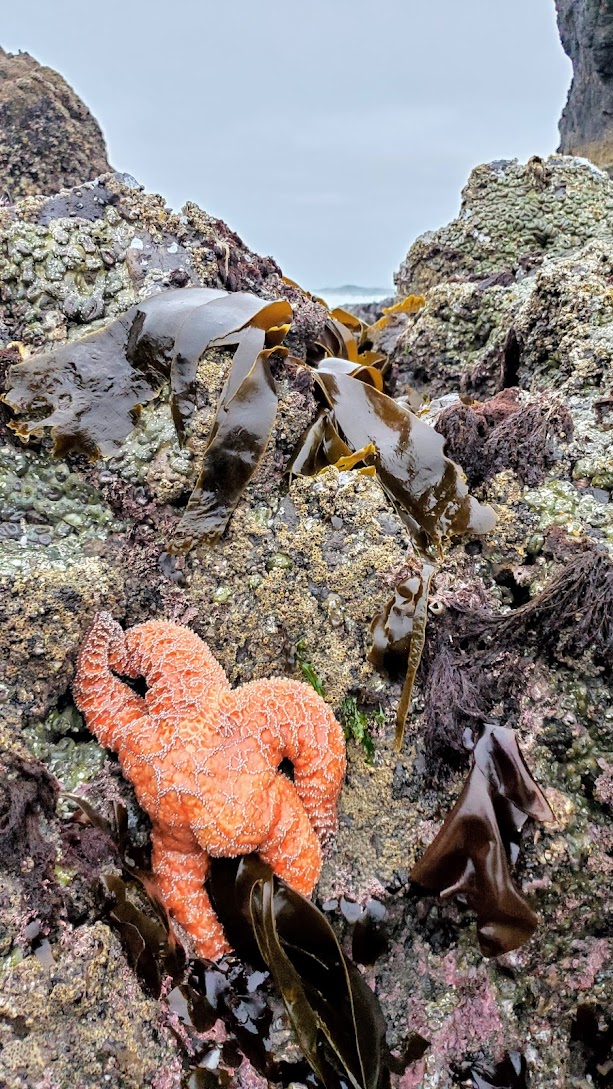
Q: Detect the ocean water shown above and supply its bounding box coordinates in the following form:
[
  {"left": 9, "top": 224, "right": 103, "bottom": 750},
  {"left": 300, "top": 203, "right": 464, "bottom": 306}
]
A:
[{"left": 313, "top": 285, "right": 392, "bottom": 308}]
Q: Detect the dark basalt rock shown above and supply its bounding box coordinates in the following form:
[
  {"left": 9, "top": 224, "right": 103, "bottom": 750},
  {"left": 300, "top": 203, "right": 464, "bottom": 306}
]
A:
[{"left": 556, "top": 0, "right": 613, "bottom": 173}]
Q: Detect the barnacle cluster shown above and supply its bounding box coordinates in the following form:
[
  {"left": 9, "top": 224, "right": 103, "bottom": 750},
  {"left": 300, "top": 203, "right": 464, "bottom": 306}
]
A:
[{"left": 0, "top": 442, "right": 119, "bottom": 574}]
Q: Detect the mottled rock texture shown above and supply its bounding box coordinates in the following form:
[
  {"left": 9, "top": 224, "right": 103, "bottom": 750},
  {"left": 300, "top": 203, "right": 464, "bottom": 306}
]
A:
[
  {"left": 0, "top": 156, "right": 611, "bottom": 1088},
  {"left": 556, "top": 0, "right": 613, "bottom": 172},
  {"left": 395, "top": 155, "right": 613, "bottom": 295},
  {"left": 0, "top": 49, "right": 112, "bottom": 200}
]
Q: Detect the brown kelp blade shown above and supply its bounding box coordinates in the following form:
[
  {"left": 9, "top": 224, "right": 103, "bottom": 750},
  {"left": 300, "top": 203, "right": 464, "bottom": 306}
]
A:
[
  {"left": 369, "top": 562, "right": 436, "bottom": 750},
  {"left": 366, "top": 295, "right": 426, "bottom": 341},
  {"left": 2, "top": 287, "right": 292, "bottom": 456},
  {"left": 168, "top": 294, "right": 291, "bottom": 440},
  {"left": 393, "top": 563, "right": 435, "bottom": 749},
  {"left": 473, "top": 724, "right": 554, "bottom": 822},
  {"left": 3, "top": 287, "right": 293, "bottom": 549},
  {"left": 289, "top": 410, "right": 376, "bottom": 478},
  {"left": 169, "top": 347, "right": 280, "bottom": 552},
  {"left": 219, "top": 856, "right": 391, "bottom": 1089},
  {"left": 411, "top": 725, "right": 553, "bottom": 956},
  {"left": 315, "top": 316, "right": 360, "bottom": 363},
  {"left": 411, "top": 763, "right": 539, "bottom": 957},
  {"left": 288, "top": 409, "right": 354, "bottom": 477},
  {"left": 3, "top": 312, "right": 151, "bottom": 458},
  {"left": 313, "top": 359, "right": 496, "bottom": 556},
  {"left": 250, "top": 877, "right": 344, "bottom": 1089}
]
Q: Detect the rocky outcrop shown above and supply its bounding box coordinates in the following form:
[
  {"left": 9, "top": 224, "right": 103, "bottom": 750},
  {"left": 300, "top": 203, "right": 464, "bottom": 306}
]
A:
[
  {"left": 0, "top": 158, "right": 611, "bottom": 1089},
  {"left": 0, "top": 48, "right": 112, "bottom": 200},
  {"left": 556, "top": 0, "right": 613, "bottom": 172},
  {"left": 395, "top": 155, "right": 613, "bottom": 295}
]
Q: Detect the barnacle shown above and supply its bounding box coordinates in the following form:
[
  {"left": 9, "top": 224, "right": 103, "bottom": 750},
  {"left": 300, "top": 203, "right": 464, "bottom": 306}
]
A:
[
  {"left": 411, "top": 722, "right": 554, "bottom": 956},
  {"left": 2, "top": 287, "right": 292, "bottom": 546}
]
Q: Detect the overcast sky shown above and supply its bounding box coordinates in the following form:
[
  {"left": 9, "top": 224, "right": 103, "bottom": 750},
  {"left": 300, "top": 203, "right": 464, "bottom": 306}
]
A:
[{"left": 4, "top": 1, "right": 571, "bottom": 290}]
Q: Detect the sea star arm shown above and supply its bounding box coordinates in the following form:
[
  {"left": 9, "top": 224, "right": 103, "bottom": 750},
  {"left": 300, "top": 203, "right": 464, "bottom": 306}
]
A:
[
  {"left": 122, "top": 620, "right": 230, "bottom": 717},
  {"left": 73, "top": 612, "right": 147, "bottom": 749},
  {"left": 221, "top": 677, "right": 346, "bottom": 842},
  {"left": 151, "top": 830, "right": 230, "bottom": 961},
  {"left": 257, "top": 775, "right": 322, "bottom": 895}
]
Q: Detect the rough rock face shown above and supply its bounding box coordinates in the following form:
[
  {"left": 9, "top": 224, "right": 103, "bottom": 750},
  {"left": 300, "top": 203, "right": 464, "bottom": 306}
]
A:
[
  {"left": 395, "top": 155, "right": 613, "bottom": 295},
  {"left": 0, "top": 49, "right": 112, "bottom": 200},
  {"left": 0, "top": 170, "right": 327, "bottom": 353},
  {"left": 556, "top": 0, "right": 613, "bottom": 172},
  {"left": 0, "top": 158, "right": 611, "bottom": 1089}
]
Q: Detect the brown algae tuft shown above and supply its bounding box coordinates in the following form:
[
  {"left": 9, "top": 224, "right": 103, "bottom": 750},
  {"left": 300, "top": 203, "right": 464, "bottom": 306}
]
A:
[
  {"left": 435, "top": 387, "right": 574, "bottom": 488},
  {"left": 421, "top": 540, "right": 613, "bottom": 777}
]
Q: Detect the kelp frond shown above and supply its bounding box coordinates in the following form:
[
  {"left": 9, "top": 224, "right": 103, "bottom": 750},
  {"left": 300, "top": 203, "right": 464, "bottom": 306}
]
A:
[
  {"left": 311, "top": 358, "right": 496, "bottom": 557},
  {"left": 411, "top": 722, "right": 553, "bottom": 957},
  {"left": 2, "top": 287, "right": 292, "bottom": 548}
]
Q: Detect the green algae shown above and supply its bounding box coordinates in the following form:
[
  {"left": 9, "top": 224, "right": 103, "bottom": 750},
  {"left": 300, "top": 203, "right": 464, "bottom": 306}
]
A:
[
  {"left": 340, "top": 697, "right": 375, "bottom": 761},
  {"left": 296, "top": 639, "right": 326, "bottom": 699}
]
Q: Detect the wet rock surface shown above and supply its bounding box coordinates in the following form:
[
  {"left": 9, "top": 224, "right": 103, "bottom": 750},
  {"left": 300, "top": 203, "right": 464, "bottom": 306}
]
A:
[
  {"left": 0, "top": 49, "right": 112, "bottom": 201},
  {"left": 0, "top": 156, "right": 611, "bottom": 1089}
]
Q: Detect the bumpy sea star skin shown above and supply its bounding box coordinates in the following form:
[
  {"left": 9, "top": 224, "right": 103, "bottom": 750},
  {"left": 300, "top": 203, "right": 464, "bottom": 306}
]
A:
[{"left": 73, "top": 613, "right": 346, "bottom": 960}]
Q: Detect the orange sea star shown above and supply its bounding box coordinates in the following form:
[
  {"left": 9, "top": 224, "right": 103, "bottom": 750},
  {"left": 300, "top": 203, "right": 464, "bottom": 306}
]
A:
[{"left": 73, "top": 613, "right": 346, "bottom": 959}]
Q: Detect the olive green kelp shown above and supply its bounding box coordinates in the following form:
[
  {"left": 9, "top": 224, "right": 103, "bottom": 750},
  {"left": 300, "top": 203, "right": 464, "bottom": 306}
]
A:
[
  {"left": 311, "top": 358, "right": 495, "bottom": 557},
  {"left": 290, "top": 354, "right": 496, "bottom": 747}
]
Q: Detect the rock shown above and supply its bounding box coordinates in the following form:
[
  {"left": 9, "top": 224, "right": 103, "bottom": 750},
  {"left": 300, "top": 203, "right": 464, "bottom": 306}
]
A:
[
  {"left": 395, "top": 155, "right": 613, "bottom": 294},
  {"left": 0, "top": 49, "right": 112, "bottom": 201},
  {"left": 0, "top": 171, "right": 328, "bottom": 354},
  {"left": 1, "top": 153, "right": 612, "bottom": 1089},
  {"left": 0, "top": 921, "right": 182, "bottom": 1088},
  {"left": 556, "top": 0, "right": 613, "bottom": 172}
]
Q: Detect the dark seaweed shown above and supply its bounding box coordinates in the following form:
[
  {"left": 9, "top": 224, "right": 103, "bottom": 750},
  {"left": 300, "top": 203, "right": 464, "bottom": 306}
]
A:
[
  {"left": 212, "top": 854, "right": 393, "bottom": 1089},
  {"left": 455, "top": 1050, "right": 529, "bottom": 1089},
  {"left": 170, "top": 347, "right": 281, "bottom": 552},
  {"left": 421, "top": 543, "right": 613, "bottom": 777},
  {"left": 289, "top": 410, "right": 355, "bottom": 476},
  {"left": 66, "top": 800, "right": 419, "bottom": 1089},
  {"left": 435, "top": 388, "right": 573, "bottom": 488},
  {"left": 3, "top": 287, "right": 292, "bottom": 550},
  {"left": 0, "top": 752, "right": 60, "bottom": 926},
  {"left": 570, "top": 1004, "right": 613, "bottom": 1088},
  {"left": 411, "top": 723, "right": 553, "bottom": 957}
]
